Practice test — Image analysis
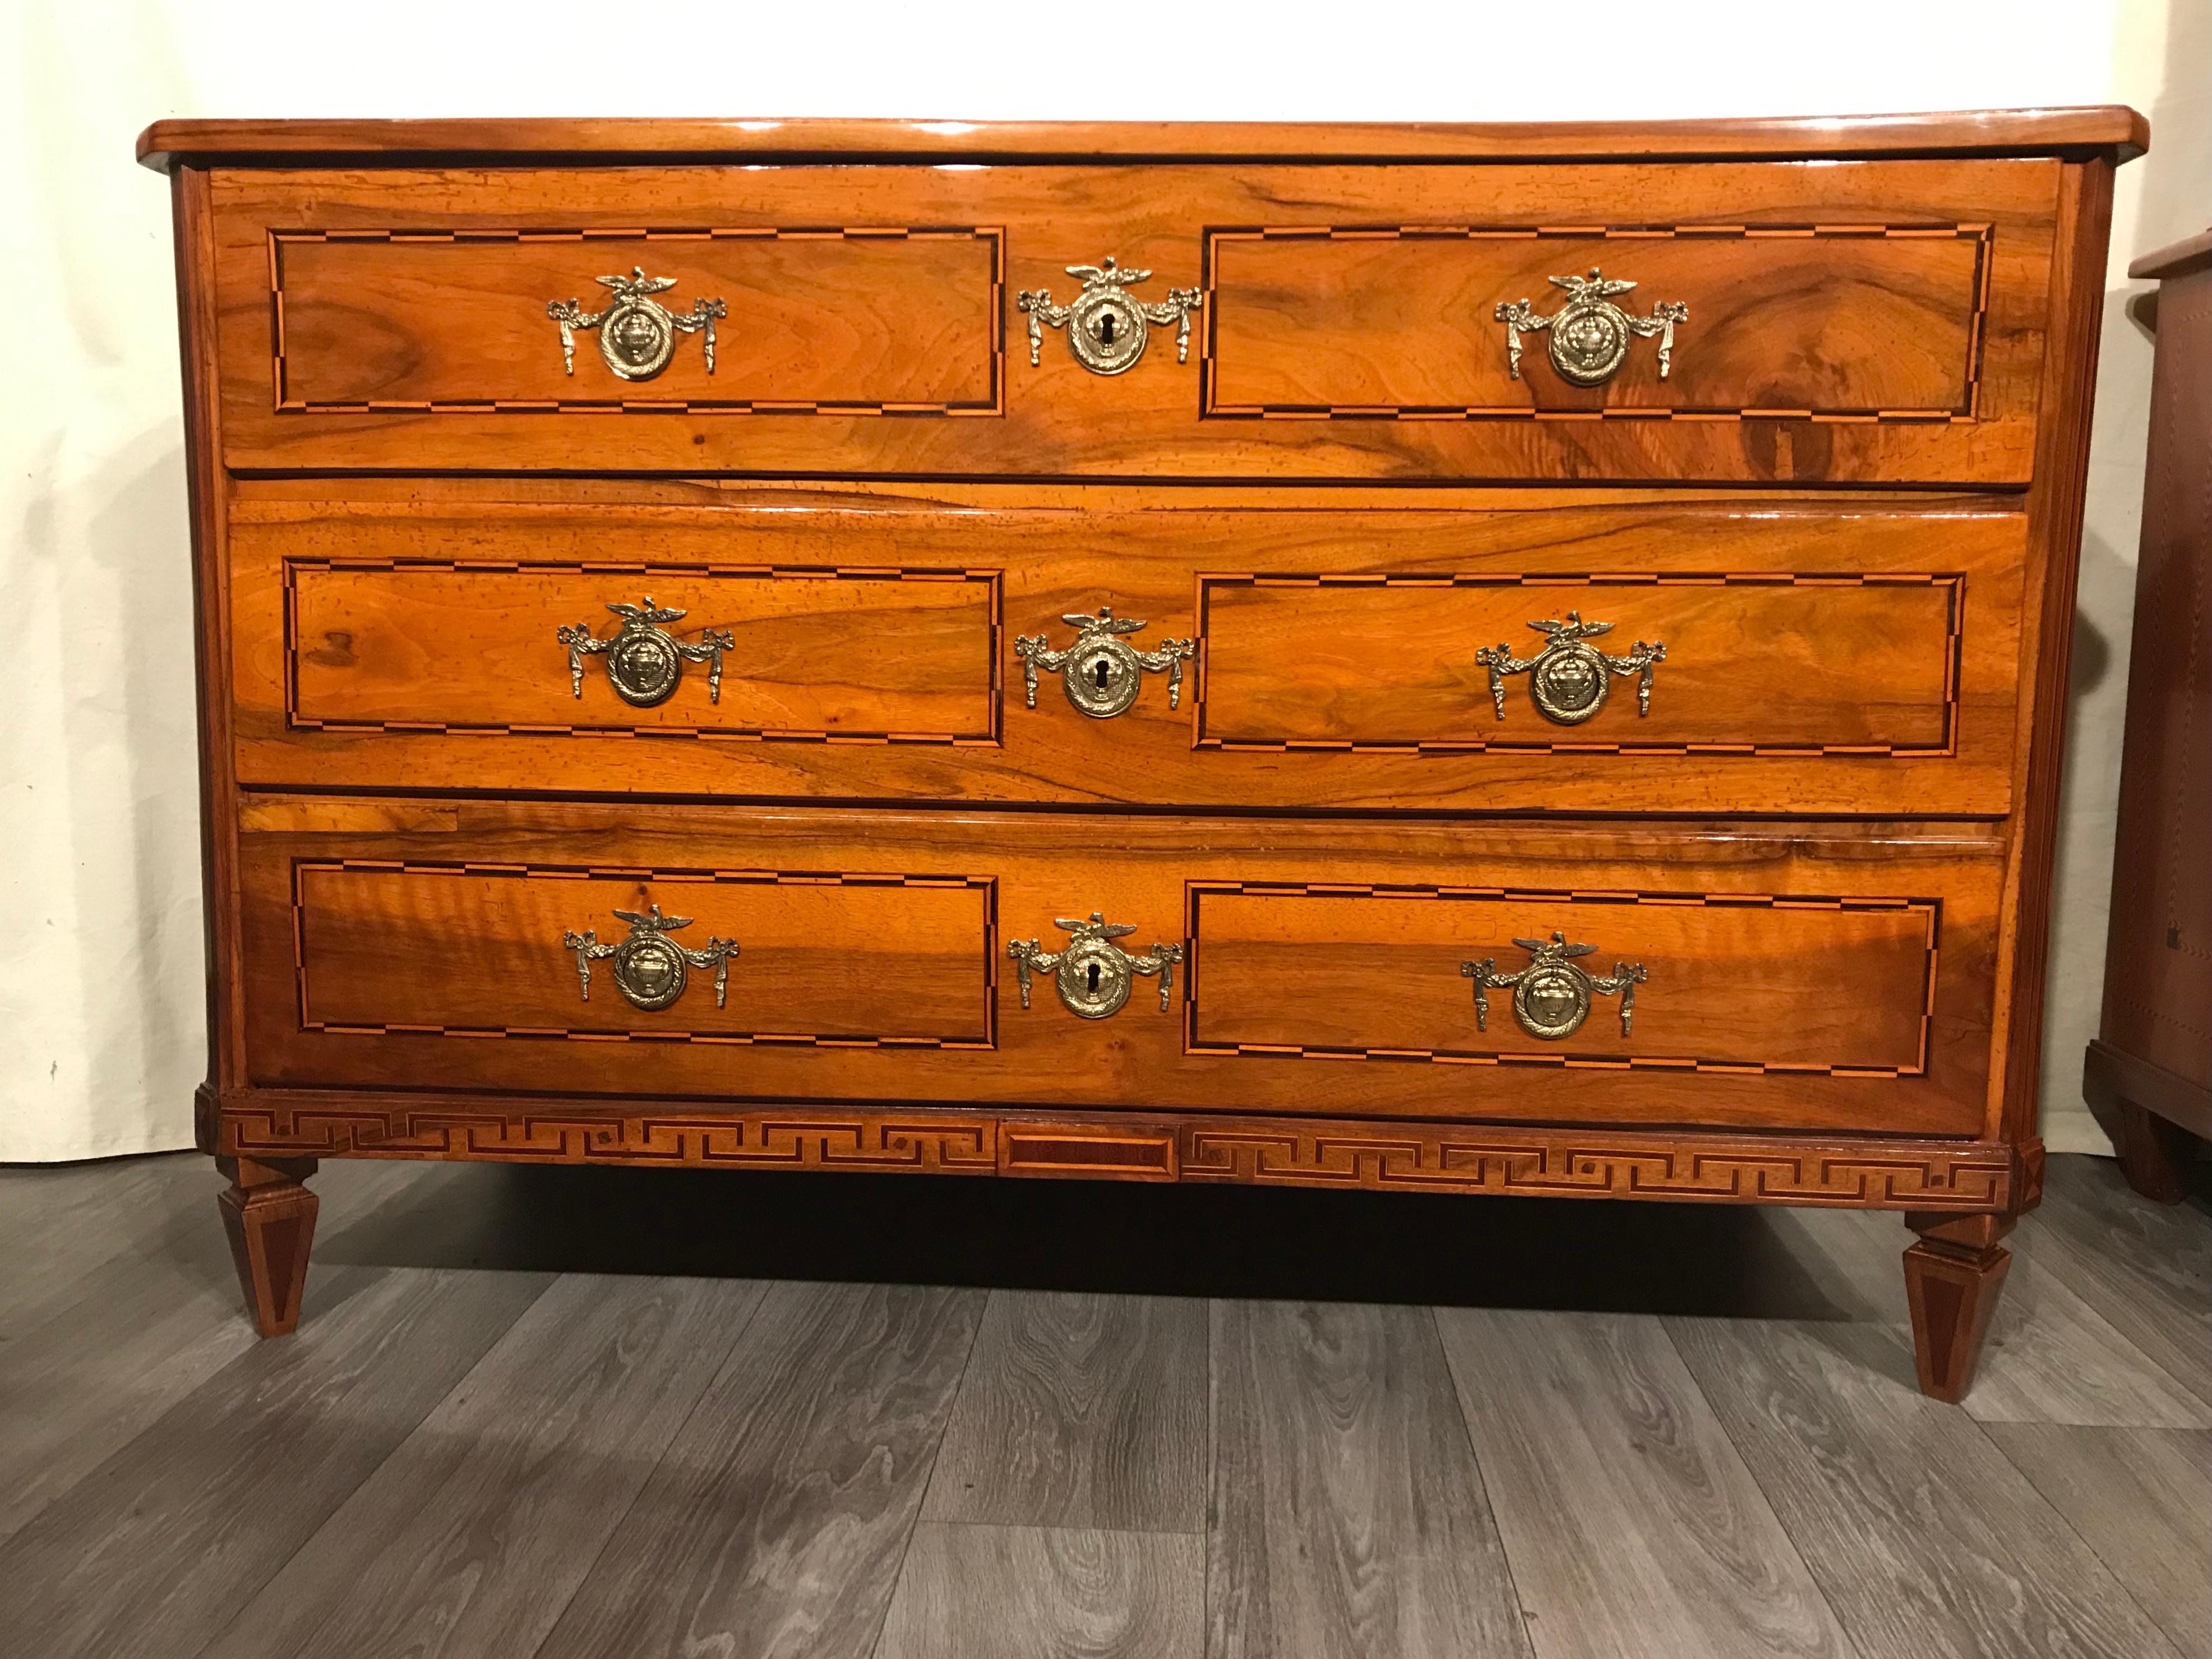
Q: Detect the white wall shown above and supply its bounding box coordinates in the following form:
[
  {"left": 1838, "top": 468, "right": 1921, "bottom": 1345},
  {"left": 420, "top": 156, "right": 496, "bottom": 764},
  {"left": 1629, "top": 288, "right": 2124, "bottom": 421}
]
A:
[{"left": 2, "top": 0, "right": 2204, "bottom": 1160}]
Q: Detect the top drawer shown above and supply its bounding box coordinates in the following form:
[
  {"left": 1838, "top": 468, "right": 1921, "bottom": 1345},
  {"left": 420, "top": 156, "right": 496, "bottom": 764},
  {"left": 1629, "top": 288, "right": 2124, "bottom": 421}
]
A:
[{"left": 201, "top": 159, "right": 2060, "bottom": 484}]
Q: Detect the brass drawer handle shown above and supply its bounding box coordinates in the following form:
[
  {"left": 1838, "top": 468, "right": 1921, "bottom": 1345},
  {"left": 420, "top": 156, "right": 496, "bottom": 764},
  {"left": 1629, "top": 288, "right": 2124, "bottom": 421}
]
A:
[
  {"left": 1462, "top": 932, "right": 1646, "bottom": 1041},
  {"left": 547, "top": 267, "right": 726, "bottom": 381},
  {"left": 1017, "top": 607, "right": 1193, "bottom": 720},
  {"left": 563, "top": 904, "right": 739, "bottom": 1012},
  {"left": 1476, "top": 611, "right": 1664, "bottom": 726},
  {"left": 1010, "top": 912, "right": 1184, "bottom": 1020},
  {"left": 1494, "top": 268, "right": 1687, "bottom": 386},
  {"left": 1018, "top": 256, "right": 1202, "bottom": 376},
  {"left": 557, "top": 597, "right": 735, "bottom": 709}
]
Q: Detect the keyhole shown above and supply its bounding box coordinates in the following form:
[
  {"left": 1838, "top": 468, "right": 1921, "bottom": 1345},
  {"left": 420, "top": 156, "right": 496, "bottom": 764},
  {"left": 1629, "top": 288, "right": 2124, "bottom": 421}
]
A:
[
  {"left": 1098, "top": 313, "right": 1116, "bottom": 344},
  {"left": 1093, "top": 659, "right": 1110, "bottom": 688},
  {"left": 1087, "top": 962, "right": 1101, "bottom": 993}
]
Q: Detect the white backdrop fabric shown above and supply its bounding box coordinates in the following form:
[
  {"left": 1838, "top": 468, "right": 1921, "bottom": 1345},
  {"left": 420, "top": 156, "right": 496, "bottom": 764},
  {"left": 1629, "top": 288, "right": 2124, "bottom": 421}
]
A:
[{"left": 1, "top": 0, "right": 2205, "bottom": 1160}]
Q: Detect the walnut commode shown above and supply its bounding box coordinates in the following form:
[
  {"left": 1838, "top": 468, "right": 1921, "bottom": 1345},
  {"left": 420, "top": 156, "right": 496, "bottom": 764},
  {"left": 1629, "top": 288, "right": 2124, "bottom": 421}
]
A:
[{"left": 141, "top": 109, "right": 2146, "bottom": 1400}]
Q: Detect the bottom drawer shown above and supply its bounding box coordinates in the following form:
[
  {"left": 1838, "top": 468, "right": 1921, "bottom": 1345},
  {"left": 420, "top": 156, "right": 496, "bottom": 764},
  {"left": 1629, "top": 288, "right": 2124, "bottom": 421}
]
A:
[{"left": 234, "top": 799, "right": 2003, "bottom": 1136}]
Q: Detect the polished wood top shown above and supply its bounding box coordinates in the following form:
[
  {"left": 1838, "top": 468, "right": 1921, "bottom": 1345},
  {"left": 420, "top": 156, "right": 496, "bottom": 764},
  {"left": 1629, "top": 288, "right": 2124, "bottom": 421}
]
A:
[{"left": 136, "top": 107, "right": 2150, "bottom": 173}]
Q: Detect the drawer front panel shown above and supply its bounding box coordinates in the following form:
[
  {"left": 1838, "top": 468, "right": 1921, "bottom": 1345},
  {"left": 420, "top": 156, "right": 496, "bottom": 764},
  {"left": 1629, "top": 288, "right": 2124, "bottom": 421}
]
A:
[
  {"left": 1207, "top": 227, "right": 1983, "bottom": 417},
  {"left": 209, "top": 160, "right": 2057, "bottom": 483},
  {"left": 1191, "top": 888, "right": 1931, "bottom": 1072},
  {"left": 274, "top": 230, "right": 1000, "bottom": 411},
  {"left": 1198, "top": 575, "right": 1957, "bottom": 753},
  {"left": 283, "top": 558, "right": 998, "bottom": 741},
  {"left": 237, "top": 800, "right": 2001, "bottom": 1136},
  {"left": 232, "top": 491, "right": 2024, "bottom": 816}
]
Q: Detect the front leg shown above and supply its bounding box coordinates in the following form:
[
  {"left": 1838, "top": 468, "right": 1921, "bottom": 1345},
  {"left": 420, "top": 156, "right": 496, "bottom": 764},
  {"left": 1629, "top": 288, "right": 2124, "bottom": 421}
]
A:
[
  {"left": 217, "top": 1154, "right": 319, "bottom": 1337},
  {"left": 1902, "top": 1211, "right": 2014, "bottom": 1403}
]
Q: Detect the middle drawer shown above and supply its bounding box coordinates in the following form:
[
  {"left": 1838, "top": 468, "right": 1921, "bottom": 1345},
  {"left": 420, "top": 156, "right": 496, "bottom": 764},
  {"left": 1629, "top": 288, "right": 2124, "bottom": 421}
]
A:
[{"left": 232, "top": 491, "right": 2025, "bottom": 816}]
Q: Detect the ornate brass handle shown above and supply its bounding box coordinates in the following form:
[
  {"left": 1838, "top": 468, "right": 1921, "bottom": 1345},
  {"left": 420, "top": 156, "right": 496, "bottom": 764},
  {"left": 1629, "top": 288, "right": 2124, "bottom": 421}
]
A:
[
  {"left": 1017, "top": 256, "right": 1202, "bottom": 375},
  {"left": 547, "top": 266, "right": 725, "bottom": 381},
  {"left": 1494, "top": 268, "right": 1687, "bottom": 386},
  {"left": 557, "top": 596, "right": 735, "bottom": 709},
  {"left": 1016, "top": 607, "right": 1193, "bottom": 720},
  {"left": 1009, "top": 911, "right": 1183, "bottom": 1020},
  {"left": 563, "top": 904, "right": 738, "bottom": 1012},
  {"left": 1462, "top": 932, "right": 1646, "bottom": 1041},
  {"left": 1475, "top": 611, "right": 1664, "bottom": 726}
]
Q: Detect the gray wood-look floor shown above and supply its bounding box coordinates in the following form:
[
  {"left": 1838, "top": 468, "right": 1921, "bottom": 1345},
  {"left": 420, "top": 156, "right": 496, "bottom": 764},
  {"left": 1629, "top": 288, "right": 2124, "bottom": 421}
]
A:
[{"left": 0, "top": 1154, "right": 2202, "bottom": 1659}]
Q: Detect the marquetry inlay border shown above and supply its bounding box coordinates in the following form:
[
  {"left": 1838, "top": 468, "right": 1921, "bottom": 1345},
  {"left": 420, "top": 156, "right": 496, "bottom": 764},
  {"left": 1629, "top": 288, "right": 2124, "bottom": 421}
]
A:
[
  {"left": 290, "top": 859, "right": 999, "bottom": 1049},
  {"left": 1189, "top": 570, "right": 1964, "bottom": 758},
  {"left": 281, "top": 558, "right": 1004, "bottom": 745},
  {"left": 1183, "top": 880, "right": 1939, "bottom": 1076},
  {"left": 1199, "top": 223, "right": 1993, "bottom": 422},
  {"left": 267, "top": 226, "right": 1006, "bottom": 415},
  {"left": 208, "top": 1095, "right": 2024, "bottom": 1214}
]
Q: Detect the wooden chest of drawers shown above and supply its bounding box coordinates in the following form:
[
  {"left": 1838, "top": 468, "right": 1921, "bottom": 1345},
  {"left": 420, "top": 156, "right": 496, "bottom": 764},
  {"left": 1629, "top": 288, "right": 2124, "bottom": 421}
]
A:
[{"left": 143, "top": 108, "right": 2146, "bottom": 1401}]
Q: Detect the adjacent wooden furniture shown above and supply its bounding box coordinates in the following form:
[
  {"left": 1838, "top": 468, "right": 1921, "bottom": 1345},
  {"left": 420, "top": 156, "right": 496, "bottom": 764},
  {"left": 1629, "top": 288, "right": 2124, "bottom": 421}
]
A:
[
  {"left": 143, "top": 110, "right": 2146, "bottom": 1398},
  {"left": 2085, "top": 227, "right": 2212, "bottom": 1200}
]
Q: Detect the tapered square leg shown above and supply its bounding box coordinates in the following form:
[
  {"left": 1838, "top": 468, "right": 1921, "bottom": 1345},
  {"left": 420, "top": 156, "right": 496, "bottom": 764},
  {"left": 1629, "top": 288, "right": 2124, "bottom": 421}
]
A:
[
  {"left": 217, "top": 1155, "right": 320, "bottom": 1337},
  {"left": 1902, "top": 1211, "right": 2013, "bottom": 1404}
]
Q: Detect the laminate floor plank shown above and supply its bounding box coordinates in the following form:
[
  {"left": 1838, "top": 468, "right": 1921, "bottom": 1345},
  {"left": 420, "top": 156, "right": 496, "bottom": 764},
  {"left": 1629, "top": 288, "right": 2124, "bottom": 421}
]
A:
[
  {"left": 1436, "top": 1308, "right": 1854, "bottom": 1659},
  {"left": 0, "top": 1212, "right": 258, "bottom": 1545},
  {"left": 1207, "top": 1300, "right": 1530, "bottom": 1659},
  {"left": 1983, "top": 1424, "right": 2212, "bottom": 1659},
  {"left": 200, "top": 1273, "right": 767, "bottom": 1659},
  {"left": 924, "top": 1291, "right": 1206, "bottom": 1533},
  {"left": 534, "top": 1279, "right": 984, "bottom": 1659},
  {"left": 1671, "top": 1315, "right": 2183, "bottom": 1659},
  {"left": 2028, "top": 1158, "right": 2212, "bottom": 1406},
  {"left": 0, "top": 1263, "right": 550, "bottom": 1659},
  {"left": 1756, "top": 1201, "right": 2209, "bottom": 1428},
  {"left": 0, "top": 1153, "right": 208, "bottom": 1335},
  {"left": 875, "top": 1522, "right": 1203, "bottom": 1659}
]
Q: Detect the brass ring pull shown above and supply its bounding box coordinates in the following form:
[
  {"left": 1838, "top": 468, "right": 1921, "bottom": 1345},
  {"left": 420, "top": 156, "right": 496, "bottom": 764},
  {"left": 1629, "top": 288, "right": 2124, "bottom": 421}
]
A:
[
  {"left": 1494, "top": 268, "right": 1687, "bottom": 386},
  {"left": 563, "top": 905, "right": 738, "bottom": 1012},
  {"left": 557, "top": 597, "right": 735, "bottom": 709},
  {"left": 1462, "top": 932, "right": 1646, "bottom": 1040},
  {"left": 547, "top": 267, "right": 725, "bottom": 381},
  {"left": 1017, "top": 256, "right": 1202, "bottom": 375},
  {"left": 1009, "top": 912, "right": 1184, "bottom": 1020},
  {"left": 1475, "top": 611, "right": 1664, "bottom": 726},
  {"left": 1016, "top": 607, "right": 1193, "bottom": 720}
]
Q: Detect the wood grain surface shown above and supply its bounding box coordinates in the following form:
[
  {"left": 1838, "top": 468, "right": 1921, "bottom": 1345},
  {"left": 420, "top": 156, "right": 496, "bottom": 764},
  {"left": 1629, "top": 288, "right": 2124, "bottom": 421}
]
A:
[
  {"left": 137, "top": 108, "right": 2152, "bottom": 171},
  {"left": 533, "top": 1279, "right": 983, "bottom": 1659},
  {"left": 227, "top": 490, "right": 2029, "bottom": 817},
  {"left": 204, "top": 159, "right": 2061, "bottom": 482},
  {"left": 1207, "top": 1300, "right": 1532, "bottom": 1659},
  {"left": 0, "top": 1265, "right": 550, "bottom": 1659},
  {"left": 232, "top": 797, "right": 2005, "bottom": 1135},
  {"left": 876, "top": 1523, "right": 1203, "bottom": 1659},
  {"left": 1983, "top": 1424, "right": 2212, "bottom": 1658},
  {"left": 201, "top": 1274, "right": 765, "bottom": 1659},
  {"left": 1670, "top": 1315, "right": 2186, "bottom": 1658},
  {"left": 922, "top": 1291, "right": 1207, "bottom": 1532},
  {"left": 1437, "top": 1308, "right": 1853, "bottom": 1658}
]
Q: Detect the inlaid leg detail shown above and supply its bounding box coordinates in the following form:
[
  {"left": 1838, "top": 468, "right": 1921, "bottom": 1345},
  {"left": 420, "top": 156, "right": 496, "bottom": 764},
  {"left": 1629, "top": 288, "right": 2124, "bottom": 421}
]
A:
[
  {"left": 217, "top": 1154, "right": 320, "bottom": 1337},
  {"left": 1902, "top": 1211, "right": 2013, "bottom": 1404}
]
